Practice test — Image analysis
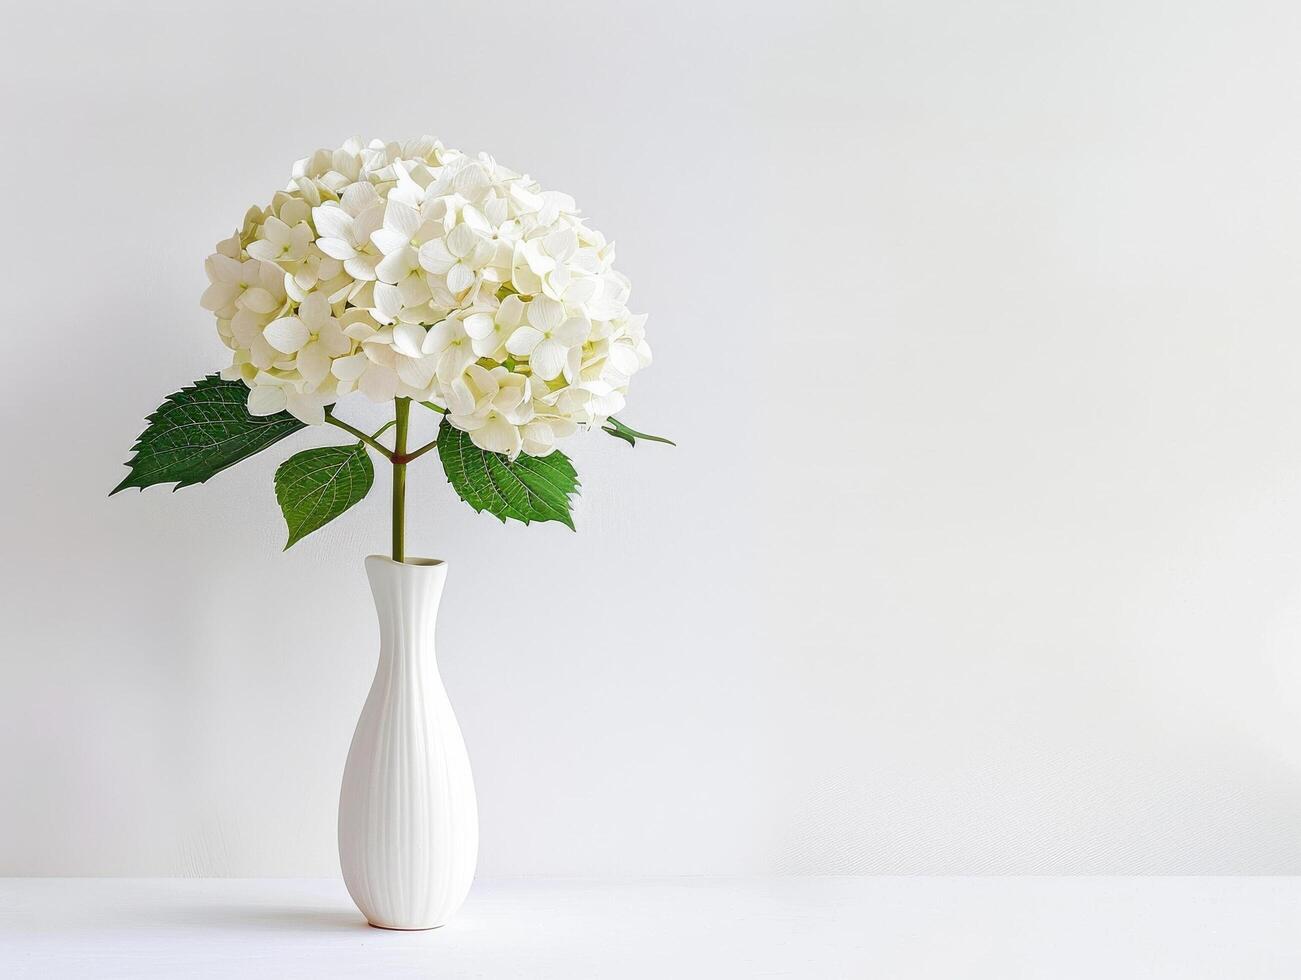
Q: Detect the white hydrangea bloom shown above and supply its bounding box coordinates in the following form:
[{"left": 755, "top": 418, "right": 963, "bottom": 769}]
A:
[{"left": 207, "top": 137, "right": 651, "bottom": 456}]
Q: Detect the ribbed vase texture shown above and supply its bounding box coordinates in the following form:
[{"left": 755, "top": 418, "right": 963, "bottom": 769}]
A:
[{"left": 338, "top": 556, "right": 478, "bottom": 930}]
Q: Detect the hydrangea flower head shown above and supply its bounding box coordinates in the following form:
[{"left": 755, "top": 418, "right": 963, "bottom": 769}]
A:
[{"left": 206, "top": 137, "right": 651, "bottom": 458}]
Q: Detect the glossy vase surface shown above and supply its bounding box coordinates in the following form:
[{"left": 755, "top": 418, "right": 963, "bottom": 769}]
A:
[{"left": 338, "top": 556, "right": 478, "bottom": 930}]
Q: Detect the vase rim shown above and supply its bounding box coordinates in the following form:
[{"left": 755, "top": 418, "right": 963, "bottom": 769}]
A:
[{"left": 365, "top": 555, "right": 446, "bottom": 568}]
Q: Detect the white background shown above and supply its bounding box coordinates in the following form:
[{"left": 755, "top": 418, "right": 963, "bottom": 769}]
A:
[{"left": 3, "top": 0, "right": 1301, "bottom": 877}]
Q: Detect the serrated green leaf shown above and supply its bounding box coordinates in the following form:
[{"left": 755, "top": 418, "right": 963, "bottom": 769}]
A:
[
  {"left": 437, "top": 419, "right": 579, "bottom": 529},
  {"left": 112, "top": 375, "right": 305, "bottom": 494},
  {"left": 274, "top": 443, "right": 375, "bottom": 549},
  {"left": 601, "top": 416, "right": 676, "bottom": 448}
]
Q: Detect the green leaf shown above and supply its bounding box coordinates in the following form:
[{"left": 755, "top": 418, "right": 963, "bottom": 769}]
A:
[
  {"left": 274, "top": 443, "right": 375, "bottom": 549},
  {"left": 437, "top": 418, "right": 580, "bottom": 529},
  {"left": 112, "top": 375, "right": 306, "bottom": 494},
  {"left": 601, "top": 416, "right": 676, "bottom": 448}
]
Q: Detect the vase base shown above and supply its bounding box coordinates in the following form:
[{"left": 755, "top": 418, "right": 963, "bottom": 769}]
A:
[{"left": 367, "top": 921, "right": 444, "bottom": 932}]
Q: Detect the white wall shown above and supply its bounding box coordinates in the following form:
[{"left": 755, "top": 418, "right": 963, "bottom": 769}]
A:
[{"left": 3, "top": 0, "right": 1301, "bottom": 876}]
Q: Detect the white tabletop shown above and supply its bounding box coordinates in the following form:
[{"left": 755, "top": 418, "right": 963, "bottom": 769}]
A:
[{"left": 1, "top": 876, "right": 1298, "bottom": 979}]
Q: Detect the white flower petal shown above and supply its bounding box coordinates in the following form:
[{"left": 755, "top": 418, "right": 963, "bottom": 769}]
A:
[
  {"left": 446, "top": 262, "right": 475, "bottom": 294},
  {"left": 498, "top": 294, "right": 525, "bottom": 327},
  {"left": 563, "top": 277, "right": 598, "bottom": 306},
  {"left": 511, "top": 261, "right": 543, "bottom": 296},
  {"left": 471, "top": 415, "right": 522, "bottom": 456},
  {"left": 462, "top": 204, "right": 491, "bottom": 235},
  {"left": 463, "top": 312, "right": 496, "bottom": 340},
  {"left": 447, "top": 222, "right": 478, "bottom": 258},
  {"left": 317, "top": 237, "right": 357, "bottom": 260},
  {"left": 384, "top": 200, "right": 422, "bottom": 240},
  {"left": 396, "top": 353, "right": 437, "bottom": 389},
  {"left": 528, "top": 296, "right": 565, "bottom": 331},
  {"left": 492, "top": 385, "right": 525, "bottom": 413},
  {"left": 447, "top": 377, "right": 476, "bottom": 415},
  {"left": 608, "top": 342, "right": 640, "bottom": 376},
  {"left": 397, "top": 274, "right": 430, "bottom": 307},
  {"left": 466, "top": 363, "right": 498, "bottom": 395},
  {"left": 318, "top": 321, "right": 351, "bottom": 356},
  {"left": 370, "top": 227, "right": 408, "bottom": 255},
  {"left": 416, "top": 240, "right": 454, "bottom": 275},
  {"left": 422, "top": 319, "right": 460, "bottom": 355},
  {"left": 544, "top": 227, "right": 576, "bottom": 259},
  {"left": 340, "top": 181, "right": 380, "bottom": 215},
  {"left": 247, "top": 385, "right": 287, "bottom": 416},
  {"left": 208, "top": 253, "right": 243, "bottom": 283},
  {"left": 297, "top": 291, "right": 331, "bottom": 329},
  {"left": 590, "top": 389, "right": 626, "bottom": 417},
  {"left": 554, "top": 316, "right": 590, "bottom": 346},
  {"left": 453, "top": 163, "right": 490, "bottom": 193},
  {"left": 331, "top": 352, "right": 368, "bottom": 381},
  {"left": 530, "top": 338, "right": 568, "bottom": 381},
  {"left": 450, "top": 412, "right": 486, "bottom": 432},
  {"left": 522, "top": 421, "right": 556, "bottom": 456},
  {"left": 436, "top": 341, "right": 477, "bottom": 385},
  {"left": 562, "top": 345, "right": 583, "bottom": 383},
  {"left": 248, "top": 336, "right": 277, "bottom": 370},
  {"left": 344, "top": 254, "right": 379, "bottom": 281},
  {"left": 247, "top": 242, "right": 281, "bottom": 266},
  {"left": 263, "top": 316, "right": 310, "bottom": 353},
  {"left": 373, "top": 282, "right": 403, "bottom": 321},
  {"left": 285, "top": 391, "right": 326, "bottom": 425},
  {"left": 376, "top": 247, "right": 414, "bottom": 284},
  {"left": 354, "top": 203, "right": 385, "bottom": 239},
  {"left": 297, "top": 342, "right": 331, "bottom": 386},
  {"left": 510, "top": 183, "right": 542, "bottom": 212},
  {"left": 230, "top": 309, "right": 264, "bottom": 347},
  {"left": 239, "top": 287, "right": 278, "bottom": 314},
  {"left": 312, "top": 205, "right": 352, "bottom": 241},
  {"left": 358, "top": 364, "right": 399, "bottom": 402},
  {"left": 392, "top": 322, "right": 427, "bottom": 358},
  {"left": 505, "top": 325, "right": 544, "bottom": 356},
  {"left": 200, "top": 282, "right": 240, "bottom": 312}
]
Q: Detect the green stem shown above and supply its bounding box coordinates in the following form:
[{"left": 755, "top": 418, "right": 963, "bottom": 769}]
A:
[
  {"left": 391, "top": 398, "right": 410, "bottom": 563},
  {"left": 324, "top": 410, "right": 394, "bottom": 461},
  {"left": 395, "top": 436, "right": 439, "bottom": 465}
]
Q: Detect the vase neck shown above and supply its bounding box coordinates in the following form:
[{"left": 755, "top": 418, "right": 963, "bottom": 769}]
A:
[{"left": 365, "top": 556, "right": 447, "bottom": 664}]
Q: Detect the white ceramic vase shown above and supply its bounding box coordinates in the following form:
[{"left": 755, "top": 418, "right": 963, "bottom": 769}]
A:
[{"left": 338, "top": 556, "right": 478, "bottom": 930}]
